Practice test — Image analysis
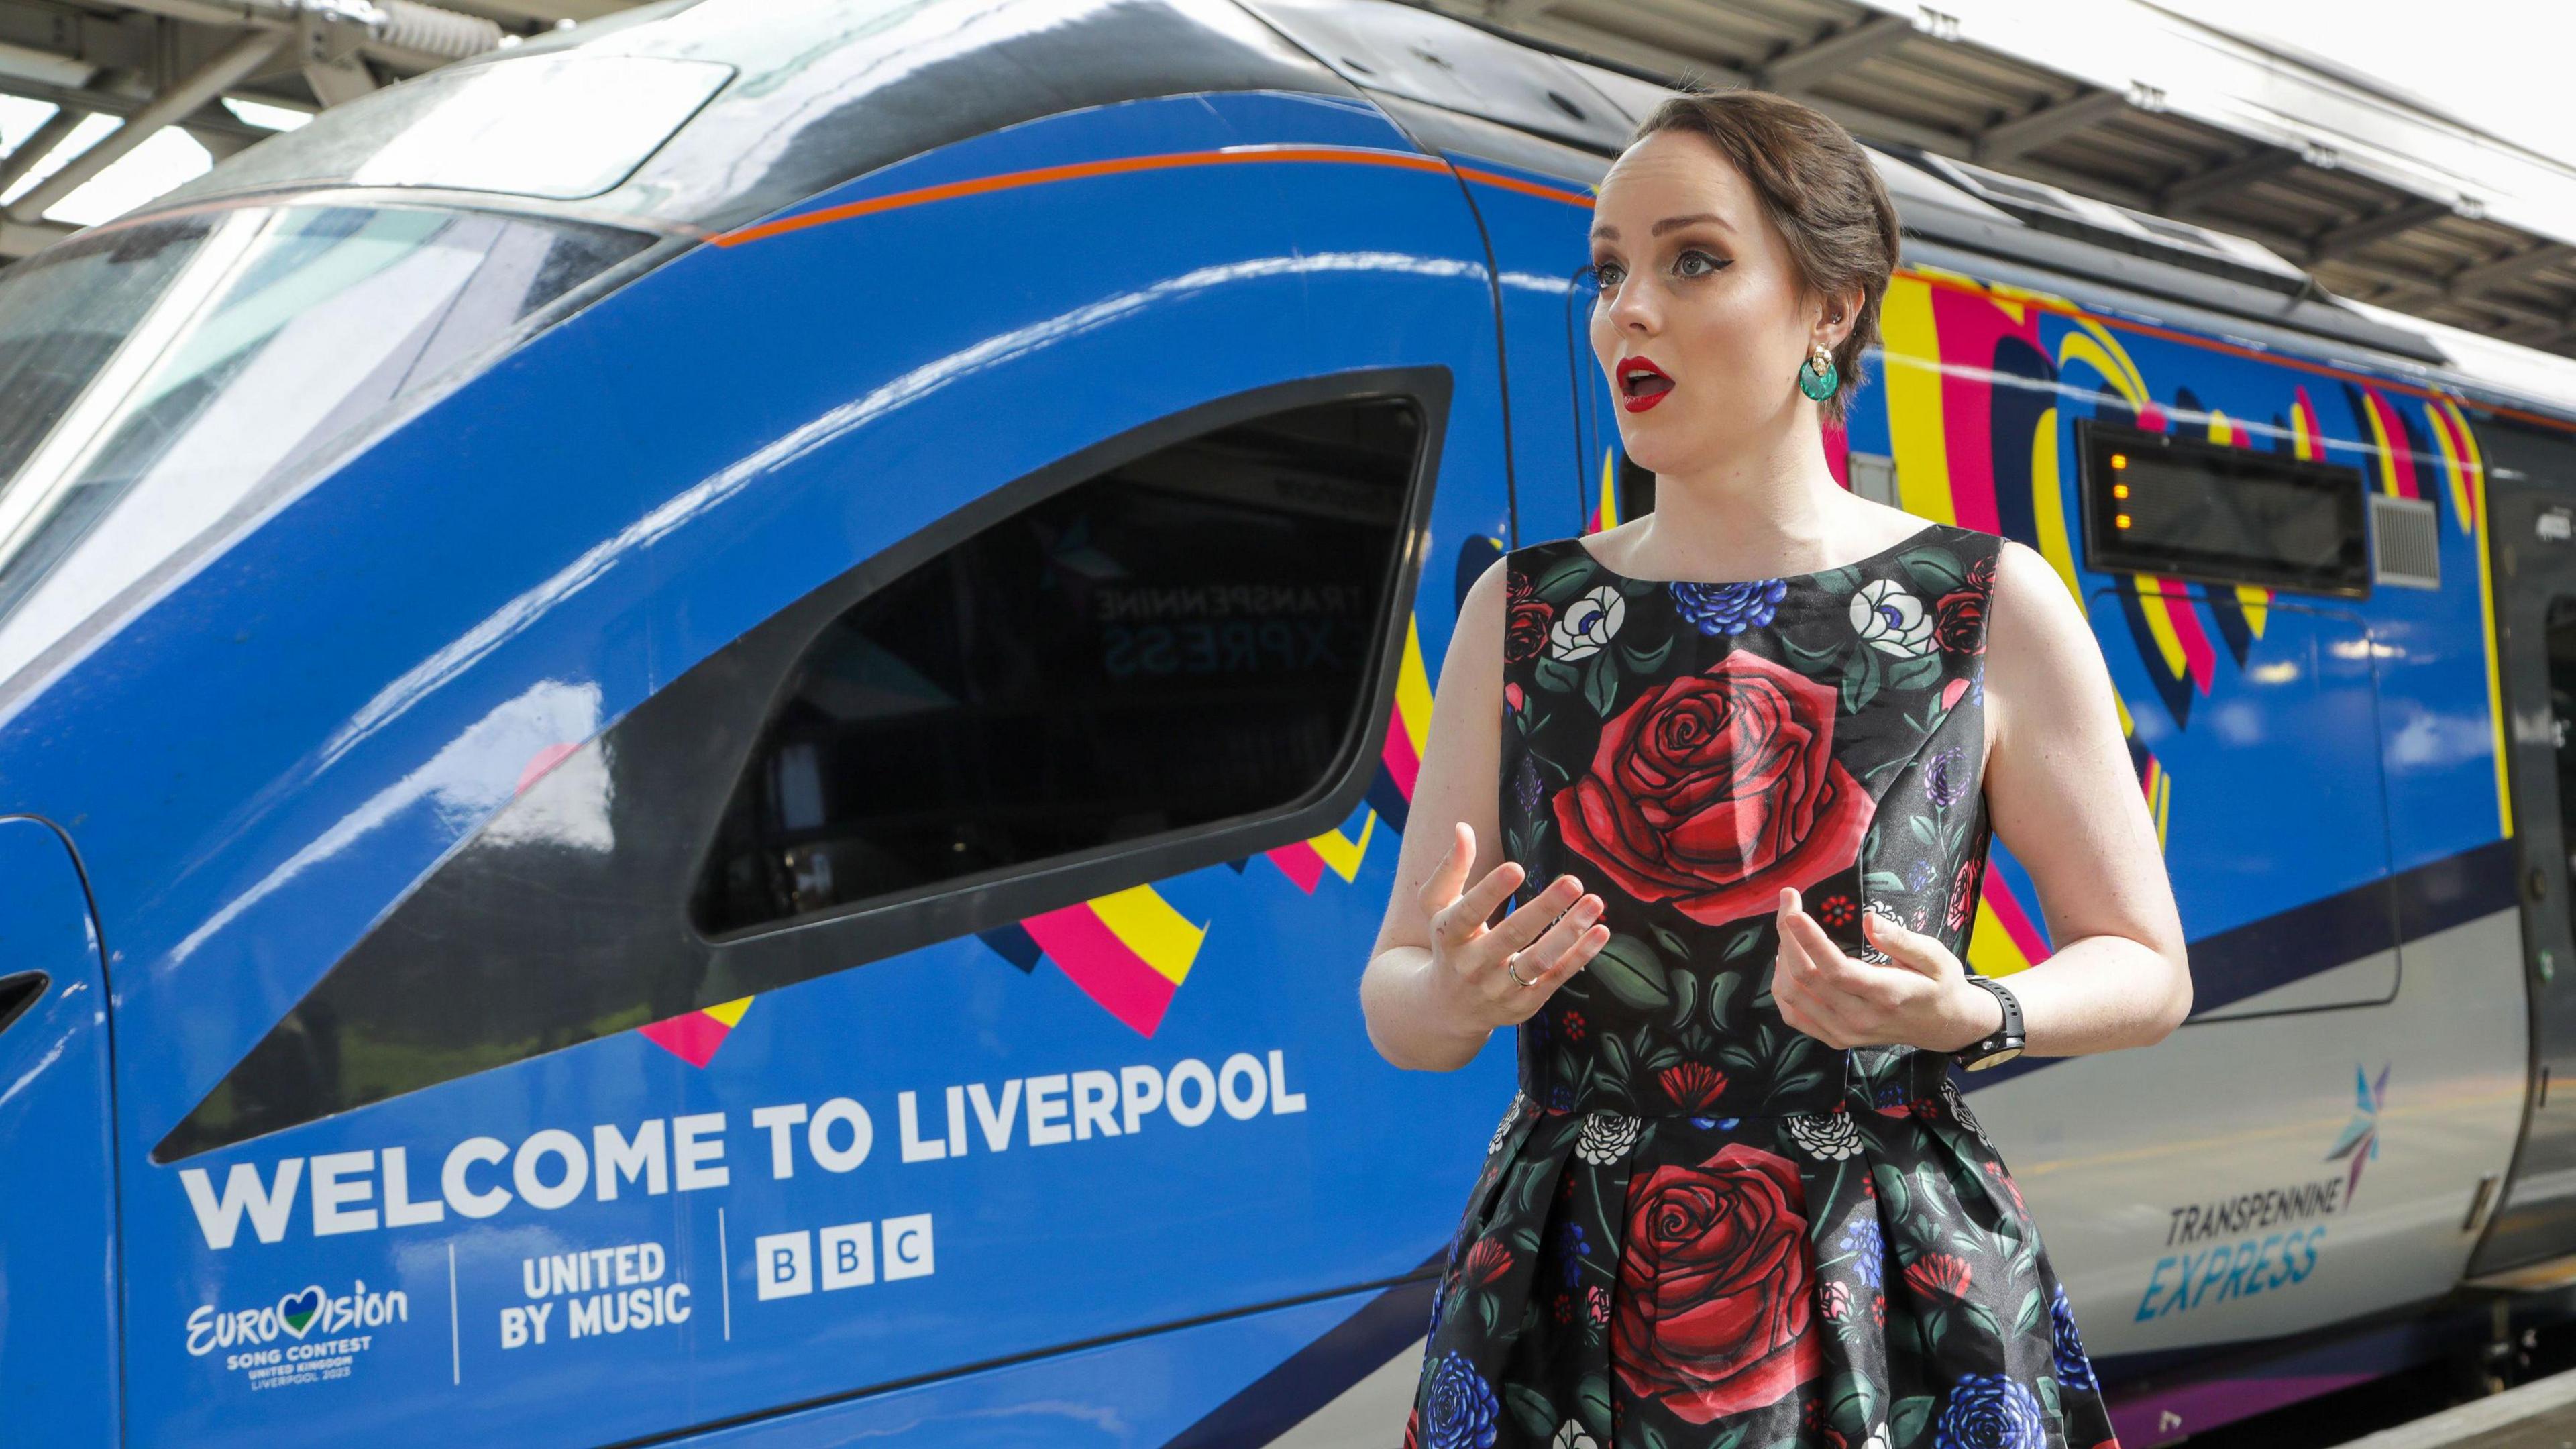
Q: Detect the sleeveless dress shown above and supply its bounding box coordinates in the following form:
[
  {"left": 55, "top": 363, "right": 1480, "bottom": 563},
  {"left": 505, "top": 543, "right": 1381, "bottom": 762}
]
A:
[{"left": 1404, "top": 522, "right": 2121, "bottom": 1449}]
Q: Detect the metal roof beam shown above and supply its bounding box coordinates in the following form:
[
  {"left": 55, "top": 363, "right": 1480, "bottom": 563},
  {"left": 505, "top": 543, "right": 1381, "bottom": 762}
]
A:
[
  {"left": 105, "top": 0, "right": 504, "bottom": 64},
  {"left": 0, "top": 69, "right": 276, "bottom": 143},
  {"left": 2473, "top": 307, "right": 2576, "bottom": 347},
  {"left": 1513, "top": 13, "right": 1747, "bottom": 92},
  {"left": 2503, "top": 317, "right": 2576, "bottom": 348},
  {"left": 2308, "top": 196, "right": 2457, "bottom": 262},
  {"left": 2451, "top": 241, "right": 2574, "bottom": 298},
  {"left": 1756, "top": 13, "right": 1913, "bottom": 95},
  {"left": 1999, "top": 156, "right": 2156, "bottom": 212},
  {"left": 2359, "top": 267, "right": 2573, "bottom": 342},
  {"left": 292, "top": 9, "right": 379, "bottom": 105},
  {"left": 1974, "top": 86, "right": 2129, "bottom": 164},
  {"left": 1501, "top": 15, "right": 1986, "bottom": 161},
  {"left": 93, "top": 0, "right": 254, "bottom": 28},
  {"left": 1811, "top": 95, "right": 1981, "bottom": 163},
  {"left": 2157, "top": 146, "right": 2304, "bottom": 213},
  {"left": 302, "top": 48, "right": 374, "bottom": 103},
  {"left": 0, "top": 6, "right": 142, "bottom": 78},
  {"left": 5, "top": 25, "right": 284, "bottom": 221}
]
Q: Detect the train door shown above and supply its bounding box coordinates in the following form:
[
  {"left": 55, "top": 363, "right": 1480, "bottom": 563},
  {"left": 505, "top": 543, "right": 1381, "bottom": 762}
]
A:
[
  {"left": 1234, "top": 0, "right": 1642, "bottom": 556},
  {"left": 0, "top": 817, "right": 117, "bottom": 1443},
  {"left": 1383, "top": 105, "right": 1609, "bottom": 553},
  {"left": 2469, "top": 421, "right": 2576, "bottom": 1275}
]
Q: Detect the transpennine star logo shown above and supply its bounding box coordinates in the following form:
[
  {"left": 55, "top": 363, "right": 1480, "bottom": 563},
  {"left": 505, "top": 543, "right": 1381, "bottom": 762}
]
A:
[{"left": 2324, "top": 1061, "right": 2389, "bottom": 1203}]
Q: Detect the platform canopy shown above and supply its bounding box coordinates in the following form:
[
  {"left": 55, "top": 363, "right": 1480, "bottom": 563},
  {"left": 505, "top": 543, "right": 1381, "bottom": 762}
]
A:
[{"left": 1442, "top": 0, "right": 2576, "bottom": 357}]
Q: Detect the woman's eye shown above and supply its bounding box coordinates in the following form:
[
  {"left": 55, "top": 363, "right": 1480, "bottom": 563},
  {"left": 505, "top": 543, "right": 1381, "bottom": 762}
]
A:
[
  {"left": 1588, "top": 262, "right": 1621, "bottom": 292},
  {"left": 1676, "top": 249, "right": 1729, "bottom": 278}
]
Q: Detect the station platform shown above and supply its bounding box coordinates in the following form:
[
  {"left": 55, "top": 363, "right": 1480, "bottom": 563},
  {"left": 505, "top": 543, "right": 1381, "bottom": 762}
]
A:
[{"left": 2331, "top": 1366, "right": 2576, "bottom": 1449}]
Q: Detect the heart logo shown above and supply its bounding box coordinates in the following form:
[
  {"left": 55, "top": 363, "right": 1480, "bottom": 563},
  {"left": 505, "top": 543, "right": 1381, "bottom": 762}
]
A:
[{"left": 277, "top": 1287, "right": 324, "bottom": 1339}]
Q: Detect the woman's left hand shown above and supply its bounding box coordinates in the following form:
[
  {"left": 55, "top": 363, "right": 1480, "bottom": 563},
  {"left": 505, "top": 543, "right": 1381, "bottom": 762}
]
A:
[{"left": 1770, "top": 885, "right": 1996, "bottom": 1051}]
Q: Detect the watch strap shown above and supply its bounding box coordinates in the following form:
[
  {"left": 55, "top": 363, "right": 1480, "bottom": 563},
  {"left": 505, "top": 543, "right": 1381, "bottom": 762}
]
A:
[{"left": 1958, "top": 974, "right": 2024, "bottom": 1059}]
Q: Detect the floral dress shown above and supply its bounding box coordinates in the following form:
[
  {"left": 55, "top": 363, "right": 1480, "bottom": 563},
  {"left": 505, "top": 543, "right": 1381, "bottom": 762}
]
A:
[{"left": 1405, "top": 523, "right": 2119, "bottom": 1449}]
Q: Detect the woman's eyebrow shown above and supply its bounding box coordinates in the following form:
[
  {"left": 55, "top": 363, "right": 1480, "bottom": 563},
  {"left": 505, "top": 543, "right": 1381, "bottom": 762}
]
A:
[{"left": 1590, "top": 213, "right": 1734, "bottom": 242}]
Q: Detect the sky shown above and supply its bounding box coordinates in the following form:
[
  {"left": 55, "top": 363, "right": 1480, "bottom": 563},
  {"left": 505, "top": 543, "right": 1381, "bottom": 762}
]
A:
[
  {"left": 1, "top": 1, "right": 2570, "bottom": 230},
  {"left": 2157, "top": 0, "right": 2576, "bottom": 164}
]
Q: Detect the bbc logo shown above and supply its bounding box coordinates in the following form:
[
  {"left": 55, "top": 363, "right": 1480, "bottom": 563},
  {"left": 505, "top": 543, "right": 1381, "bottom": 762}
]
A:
[{"left": 755, "top": 1214, "right": 934, "bottom": 1301}]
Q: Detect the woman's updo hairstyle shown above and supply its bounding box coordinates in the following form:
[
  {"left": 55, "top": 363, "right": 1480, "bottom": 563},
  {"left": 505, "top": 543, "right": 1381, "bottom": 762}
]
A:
[{"left": 1621, "top": 85, "right": 1902, "bottom": 429}]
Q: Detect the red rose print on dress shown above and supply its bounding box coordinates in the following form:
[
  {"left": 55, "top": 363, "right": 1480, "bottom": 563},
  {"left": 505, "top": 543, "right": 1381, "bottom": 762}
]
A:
[
  {"left": 1948, "top": 855, "right": 1979, "bottom": 933},
  {"left": 1933, "top": 587, "right": 1987, "bottom": 655},
  {"left": 1554, "top": 649, "right": 1874, "bottom": 926},
  {"left": 1505, "top": 572, "right": 1556, "bottom": 665},
  {"left": 1613, "top": 1142, "right": 1826, "bottom": 1422}
]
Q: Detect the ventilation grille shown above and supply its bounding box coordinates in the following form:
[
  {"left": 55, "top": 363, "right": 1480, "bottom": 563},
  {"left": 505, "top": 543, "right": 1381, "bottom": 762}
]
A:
[{"left": 2369, "top": 494, "right": 2440, "bottom": 588}]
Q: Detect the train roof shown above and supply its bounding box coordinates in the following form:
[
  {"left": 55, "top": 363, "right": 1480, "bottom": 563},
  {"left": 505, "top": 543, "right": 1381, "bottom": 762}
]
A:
[
  {"left": 146, "top": 0, "right": 1358, "bottom": 239},
  {"left": 133, "top": 0, "right": 2576, "bottom": 432}
]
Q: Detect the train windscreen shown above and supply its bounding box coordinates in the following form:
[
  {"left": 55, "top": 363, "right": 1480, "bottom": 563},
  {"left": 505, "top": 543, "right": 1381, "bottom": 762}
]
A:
[{"left": 0, "top": 203, "right": 650, "bottom": 686}]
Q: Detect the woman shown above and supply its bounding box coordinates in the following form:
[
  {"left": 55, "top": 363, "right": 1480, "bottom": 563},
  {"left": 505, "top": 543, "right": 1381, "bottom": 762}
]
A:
[{"left": 1360, "top": 87, "right": 2191, "bottom": 1449}]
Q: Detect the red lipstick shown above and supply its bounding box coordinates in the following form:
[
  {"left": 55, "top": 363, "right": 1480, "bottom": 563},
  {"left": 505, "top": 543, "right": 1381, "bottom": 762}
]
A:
[{"left": 1619, "top": 355, "right": 1673, "bottom": 413}]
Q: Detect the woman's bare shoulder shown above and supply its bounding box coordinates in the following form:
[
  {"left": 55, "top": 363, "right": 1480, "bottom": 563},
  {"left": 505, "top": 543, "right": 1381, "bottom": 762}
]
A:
[
  {"left": 1984, "top": 537, "right": 2110, "bottom": 750},
  {"left": 1989, "top": 538, "right": 2086, "bottom": 633}
]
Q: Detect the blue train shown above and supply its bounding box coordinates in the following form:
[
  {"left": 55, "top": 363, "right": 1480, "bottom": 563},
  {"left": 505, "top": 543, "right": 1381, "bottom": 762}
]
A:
[{"left": 8, "top": 0, "right": 2576, "bottom": 1443}]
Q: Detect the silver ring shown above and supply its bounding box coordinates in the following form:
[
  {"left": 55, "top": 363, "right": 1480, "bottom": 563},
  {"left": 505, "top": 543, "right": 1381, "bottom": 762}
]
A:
[{"left": 1505, "top": 953, "right": 1534, "bottom": 987}]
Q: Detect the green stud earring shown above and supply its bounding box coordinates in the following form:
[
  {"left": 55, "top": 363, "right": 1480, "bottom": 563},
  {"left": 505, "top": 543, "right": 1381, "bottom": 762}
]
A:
[{"left": 1796, "top": 343, "right": 1839, "bottom": 402}]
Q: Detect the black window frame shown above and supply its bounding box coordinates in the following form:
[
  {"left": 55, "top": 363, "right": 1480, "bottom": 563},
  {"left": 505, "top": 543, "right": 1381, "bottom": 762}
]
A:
[
  {"left": 2075, "top": 415, "right": 2372, "bottom": 598},
  {"left": 686, "top": 366, "right": 1452, "bottom": 955}
]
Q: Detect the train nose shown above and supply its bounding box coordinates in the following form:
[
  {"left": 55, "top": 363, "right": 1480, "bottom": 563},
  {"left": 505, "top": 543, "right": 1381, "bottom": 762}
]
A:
[{"left": 0, "top": 815, "right": 115, "bottom": 1439}]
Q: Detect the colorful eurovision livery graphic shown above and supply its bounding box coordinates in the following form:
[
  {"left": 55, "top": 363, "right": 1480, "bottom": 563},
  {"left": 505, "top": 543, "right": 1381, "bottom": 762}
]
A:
[{"left": 1657, "top": 264, "right": 2504, "bottom": 1007}]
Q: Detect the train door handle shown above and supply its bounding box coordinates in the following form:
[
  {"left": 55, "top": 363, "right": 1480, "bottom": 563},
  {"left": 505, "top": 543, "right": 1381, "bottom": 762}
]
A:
[{"left": 2464, "top": 1171, "right": 2502, "bottom": 1232}]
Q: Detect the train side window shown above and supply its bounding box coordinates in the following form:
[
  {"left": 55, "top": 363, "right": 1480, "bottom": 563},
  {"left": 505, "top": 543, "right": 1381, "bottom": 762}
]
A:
[
  {"left": 2547, "top": 596, "right": 2576, "bottom": 896},
  {"left": 692, "top": 396, "right": 1424, "bottom": 936}
]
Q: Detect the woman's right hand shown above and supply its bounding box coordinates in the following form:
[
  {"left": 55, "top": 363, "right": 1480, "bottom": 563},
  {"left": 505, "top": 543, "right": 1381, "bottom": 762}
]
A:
[{"left": 1420, "top": 821, "right": 1608, "bottom": 1030}]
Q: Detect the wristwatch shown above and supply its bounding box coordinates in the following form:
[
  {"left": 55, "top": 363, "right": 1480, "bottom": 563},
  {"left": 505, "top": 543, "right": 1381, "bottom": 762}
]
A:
[{"left": 1954, "top": 974, "right": 2025, "bottom": 1071}]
